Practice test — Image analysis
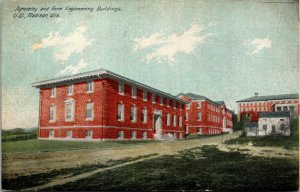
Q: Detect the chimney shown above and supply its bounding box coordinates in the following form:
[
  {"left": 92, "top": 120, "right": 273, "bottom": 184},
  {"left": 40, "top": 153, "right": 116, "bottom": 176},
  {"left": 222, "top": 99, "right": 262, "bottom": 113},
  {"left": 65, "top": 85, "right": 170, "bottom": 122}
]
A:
[{"left": 254, "top": 93, "right": 258, "bottom": 96}]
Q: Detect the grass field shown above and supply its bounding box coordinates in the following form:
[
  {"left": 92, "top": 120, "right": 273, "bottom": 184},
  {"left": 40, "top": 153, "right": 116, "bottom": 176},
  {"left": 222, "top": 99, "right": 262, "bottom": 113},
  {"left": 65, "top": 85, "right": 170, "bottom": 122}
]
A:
[
  {"left": 2, "top": 139, "right": 156, "bottom": 153},
  {"left": 2, "top": 154, "right": 158, "bottom": 190},
  {"left": 45, "top": 145, "right": 298, "bottom": 191},
  {"left": 2, "top": 133, "right": 228, "bottom": 153},
  {"left": 185, "top": 132, "right": 228, "bottom": 140},
  {"left": 224, "top": 136, "right": 299, "bottom": 149}
]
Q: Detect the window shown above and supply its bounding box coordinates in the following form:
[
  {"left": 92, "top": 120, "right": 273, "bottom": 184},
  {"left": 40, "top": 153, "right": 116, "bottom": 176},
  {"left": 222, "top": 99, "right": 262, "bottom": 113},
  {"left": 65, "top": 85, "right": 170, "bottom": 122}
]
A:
[
  {"left": 186, "top": 103, "right": 190, "bottom": 109},
  {"left": 131, "top": 131, "right": 136, "bottom": 139},
  {"left": 143, "top": 132, "right": 148, "bottom": 139},
  {"left": 160, "top": 96, "right": 163, "bottom": 105},
  {"left": 179, "top": 116, "right": 182, "bottom": 127},
  {"left": 167, "top": 99, "right": 170, "bottom": 107},
  {"left": 283, "top": 106, "right": 288, "bottom": 111},
  {"left": 65, "top": 100, "right": 75, "bottom": 121},
  {"left": 50, "top": 87, "right": 56, "bottom": 98},
  {"left": 141, "top": 107, "right": 147, "bottom": 123},
  {"left": 130, "top": 105, "right": 137, "bottom": 122},
  {"left": 197, "top": 102, "right": 201, "bottom": 108},
  {"left": 167, "top": 114, "right": 171, "bottom": 126},
  {"left": 179, "top": 133, "right": 183, "bottom": 139},
  {"left": 173, "top": 133, "right": 177, "bottom": 139},
  {"left": 277, "top": 106, "right": 282, "bottom": 111},
  {"left": 86, "top": 130, "right": 92, "bottom": 139},
  {"left": 179, "top": 103, "right": 182, "bottom": 110},
  {"left": 118, "top": 131, "right": 124, "bottom": 139},
  {"left": 49, "top": 105, "right": 56, "bottom": 122},
  {"left": 49, "top": 130, "right": 55, "bottom": 138},
  {"left": 66, "top": 130, "right": 72, "bottom": 138},
  {"left": 118, "top": 103, "right": 124, "bottom": 121},
  {"left": 143, "top": 91, "right": 147, "bottom": 101},
  {"left": 197, "top": 112, "right": 202, "bottom": 121},
  {"left": 185, "top": 112, "right": 188, "bottom": 121},
  {"left": 87, "top": 81, "right": 94, "bottom": 92},
  {"left": 173, "top": 115, "right": 177, "bottom": 127},
  {"left": 152, "top": 94, "right": 156, "bottom": 103},
  {"left": 118, "top": 82, "right": 124, "bottom": 95},
  {"left": 86, "top": 103, "right": 94, "bottom": 120},
  {"left": 131, "top": 87, "right": 136, "bottom": 98},
  {"left": 67, "top": 84, "right": 73, "bottom": 95}
]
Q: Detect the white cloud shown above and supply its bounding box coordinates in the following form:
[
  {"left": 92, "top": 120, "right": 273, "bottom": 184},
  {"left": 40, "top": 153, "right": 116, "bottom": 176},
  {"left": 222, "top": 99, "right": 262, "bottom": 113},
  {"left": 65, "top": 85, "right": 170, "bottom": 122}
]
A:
[
  {"left": 31, "top": 25, "right": 92, "bottom": 63},
  {"left": 244, "top": 38, "right": 272, "bottom": 55},
  {"left": 133, "top": 24, "right": 213, "bottom": 63},
  {"left": 58, "top": 58, "right": 87, "bottom": 75}
]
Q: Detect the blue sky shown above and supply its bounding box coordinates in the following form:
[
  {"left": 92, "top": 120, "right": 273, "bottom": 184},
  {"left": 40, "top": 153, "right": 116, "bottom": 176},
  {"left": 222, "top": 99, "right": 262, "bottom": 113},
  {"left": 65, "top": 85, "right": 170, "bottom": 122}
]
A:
[{"left": 2, "top": 0, "right": 298, "bottom": 129}]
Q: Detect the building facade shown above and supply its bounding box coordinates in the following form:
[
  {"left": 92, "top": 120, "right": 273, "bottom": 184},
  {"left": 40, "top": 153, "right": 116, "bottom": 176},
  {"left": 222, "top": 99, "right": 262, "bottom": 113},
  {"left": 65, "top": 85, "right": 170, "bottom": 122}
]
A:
[
  {"left": 237, "top": 93, "right": 299, "bottom": 122},
  {"left": 32, "top": 69, "right": 187, "bottom": 141},
  {"left": 177, "top": 93, "right": 234, "bottom": 135},
  {"left": 245, "top": 112, "right": 290, "bottom": 136}
]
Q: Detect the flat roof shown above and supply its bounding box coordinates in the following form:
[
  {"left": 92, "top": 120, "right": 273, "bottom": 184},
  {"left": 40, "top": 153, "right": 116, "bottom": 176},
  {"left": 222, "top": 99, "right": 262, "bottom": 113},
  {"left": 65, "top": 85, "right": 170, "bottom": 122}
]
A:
[
  {"left": 32, "top": 69, "right": 187, "bottom": 103},
  {"left": 237, "top": 93, "right": 298, "bottom": 103}
]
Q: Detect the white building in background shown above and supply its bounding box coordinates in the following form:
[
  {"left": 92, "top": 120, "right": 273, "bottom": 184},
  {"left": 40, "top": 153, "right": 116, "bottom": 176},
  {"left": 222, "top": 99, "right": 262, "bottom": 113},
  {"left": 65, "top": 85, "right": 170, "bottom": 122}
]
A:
[{"left": 257, "top": 112, "right": 290, "bottom": 136}]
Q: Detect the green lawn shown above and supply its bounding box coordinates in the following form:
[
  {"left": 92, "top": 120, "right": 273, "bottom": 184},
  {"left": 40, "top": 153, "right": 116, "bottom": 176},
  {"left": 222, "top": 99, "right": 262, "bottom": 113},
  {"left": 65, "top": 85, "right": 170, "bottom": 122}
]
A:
[
  {"left": 2, "top": 139, "right": 156, "bottom": 153},
  {"left": 46, "top": 145, "right": 298, "bottom": 191},
  {"left": 2, "top": 154, "right": 158, "bottom": 190},
  {"left": 185, "top": 132, "right": 228, "bottom": 140},
  {"left": 224, "top": 136, "right": 299, "bottom": 149}
]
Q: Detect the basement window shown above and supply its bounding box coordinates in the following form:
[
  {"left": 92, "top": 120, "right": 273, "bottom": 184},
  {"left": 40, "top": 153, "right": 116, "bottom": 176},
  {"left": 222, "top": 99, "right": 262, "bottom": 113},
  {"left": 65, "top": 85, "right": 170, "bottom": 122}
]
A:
[{"left": 118, "top": 131, "right": 124, "bottom": 139}]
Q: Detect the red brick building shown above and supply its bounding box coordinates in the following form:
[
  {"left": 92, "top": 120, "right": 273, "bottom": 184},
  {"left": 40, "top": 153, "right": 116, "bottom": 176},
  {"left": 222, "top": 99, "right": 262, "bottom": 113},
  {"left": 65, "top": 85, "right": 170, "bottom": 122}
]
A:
[
  {"left": 237, "top": 93, "right": 299, "bottom": 122},
  {"left": 177, "top": 93, "right": 234, "bottom": 135},
  {"left": 32, "top": 69, "right": 187, "bottom": 141}
]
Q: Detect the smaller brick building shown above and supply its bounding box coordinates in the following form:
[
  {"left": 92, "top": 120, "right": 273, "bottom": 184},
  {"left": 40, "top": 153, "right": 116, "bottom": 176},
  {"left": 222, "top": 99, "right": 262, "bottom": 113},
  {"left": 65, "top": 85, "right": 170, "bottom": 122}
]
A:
[{"left": 177, "top": 93, "right": 234, "bottom": 135}]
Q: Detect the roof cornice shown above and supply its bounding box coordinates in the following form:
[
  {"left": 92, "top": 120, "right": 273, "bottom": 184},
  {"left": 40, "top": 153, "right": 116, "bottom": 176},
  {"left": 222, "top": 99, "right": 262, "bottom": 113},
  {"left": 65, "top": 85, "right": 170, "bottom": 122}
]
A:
[{"left": 32, "top": 69, "right": 188, "bottom": 104}]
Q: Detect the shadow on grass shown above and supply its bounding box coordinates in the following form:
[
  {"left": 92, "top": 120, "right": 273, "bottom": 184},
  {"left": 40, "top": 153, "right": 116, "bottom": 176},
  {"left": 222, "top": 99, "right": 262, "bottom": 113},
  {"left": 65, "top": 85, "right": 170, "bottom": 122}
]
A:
[
  {"left": 2, "top": 154, "right": 157, "bottom": 190},
  {"left": 224, "top": 135, "right": 299, "bottom": 149},
  {"left": 46, "top": 145, "right": 298, "bottom": 191}
]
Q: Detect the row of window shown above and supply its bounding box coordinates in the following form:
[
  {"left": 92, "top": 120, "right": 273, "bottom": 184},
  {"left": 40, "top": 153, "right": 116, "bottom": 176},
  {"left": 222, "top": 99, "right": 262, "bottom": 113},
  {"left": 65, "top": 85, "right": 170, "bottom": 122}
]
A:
[
  {"left": 197, "top": 128, "right": 221, "bottom": 134},
  {"left": 50, "top": 81, "right": 94, "bottom": 98},
  {"left": 186, "top": 101, "right": 202, "bottom": 109},
  {"left": 48, "top": 130, "right": 149, "bottom": 140},
  {"left": 207, "top": 104, "right": 220, "bottom": 113},
  {"left": 49, "top": 100, "right": 93, "bottom": 122},
  {"left": 241, "top": 99, "right": 298, "bottom": 107},
  {"left": 241, "top": 107, "right": 268, "bottom": 112},
  {"left": 118, "top": 82, "right": 183, "bottom": 109},
  {"left": 117, "top": 103, "right": 183, "bottom": 127},
  {"left": 207, "top": 114, "right": 220, "bottom": 123},
  {"left": 276, "top": 106, "right": 297, "bottom": 112}
]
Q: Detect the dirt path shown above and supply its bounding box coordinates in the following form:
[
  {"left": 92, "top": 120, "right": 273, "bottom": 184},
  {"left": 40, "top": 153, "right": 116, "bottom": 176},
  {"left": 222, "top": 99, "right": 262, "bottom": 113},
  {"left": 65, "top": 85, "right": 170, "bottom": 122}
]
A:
[
  {"left": 3, "top": 133, "right": 240, "bottom": 179},
  {"left": 24, "top": 155, "right": 160, "bottom": 191}
]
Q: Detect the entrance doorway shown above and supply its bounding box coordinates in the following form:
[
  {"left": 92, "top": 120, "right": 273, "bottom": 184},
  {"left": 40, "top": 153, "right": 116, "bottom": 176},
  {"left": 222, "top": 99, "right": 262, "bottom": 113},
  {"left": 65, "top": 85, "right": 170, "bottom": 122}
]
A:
[{"left": 153, "top": 110, "right": 162, "bottom": 140}]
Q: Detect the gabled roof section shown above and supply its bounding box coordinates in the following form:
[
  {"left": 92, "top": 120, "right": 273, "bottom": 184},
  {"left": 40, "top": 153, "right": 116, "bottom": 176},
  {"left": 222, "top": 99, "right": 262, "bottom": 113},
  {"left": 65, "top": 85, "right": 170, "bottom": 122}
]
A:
[
  {"left": 215, "top": 101, "right": 225, "bottom": 106},
  {"left": 177, "top": 93, "right": 221, "bottom": 107},
  {"left": 237, "top": 93, "right": 299, "bottom": 102},
  {"left": 32, "top": 69, "right": 188, "bottom": 103},
  {"left": 259, "top": 111, "right": 290, "bottom": 118}
]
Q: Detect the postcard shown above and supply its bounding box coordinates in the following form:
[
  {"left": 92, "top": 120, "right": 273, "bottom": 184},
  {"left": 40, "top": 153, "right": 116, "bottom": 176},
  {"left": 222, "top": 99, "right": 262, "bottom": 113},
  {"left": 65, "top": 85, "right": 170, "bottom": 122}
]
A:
[{"left": 2, "top": 0, "right": 299, "bottom": 191}]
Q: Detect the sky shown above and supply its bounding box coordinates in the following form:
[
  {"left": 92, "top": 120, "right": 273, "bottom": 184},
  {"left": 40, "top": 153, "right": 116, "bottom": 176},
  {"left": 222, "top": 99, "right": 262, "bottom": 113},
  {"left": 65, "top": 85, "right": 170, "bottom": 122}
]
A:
[{"left": 2, "top": 0, "right": 299, "bottom": 129}]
